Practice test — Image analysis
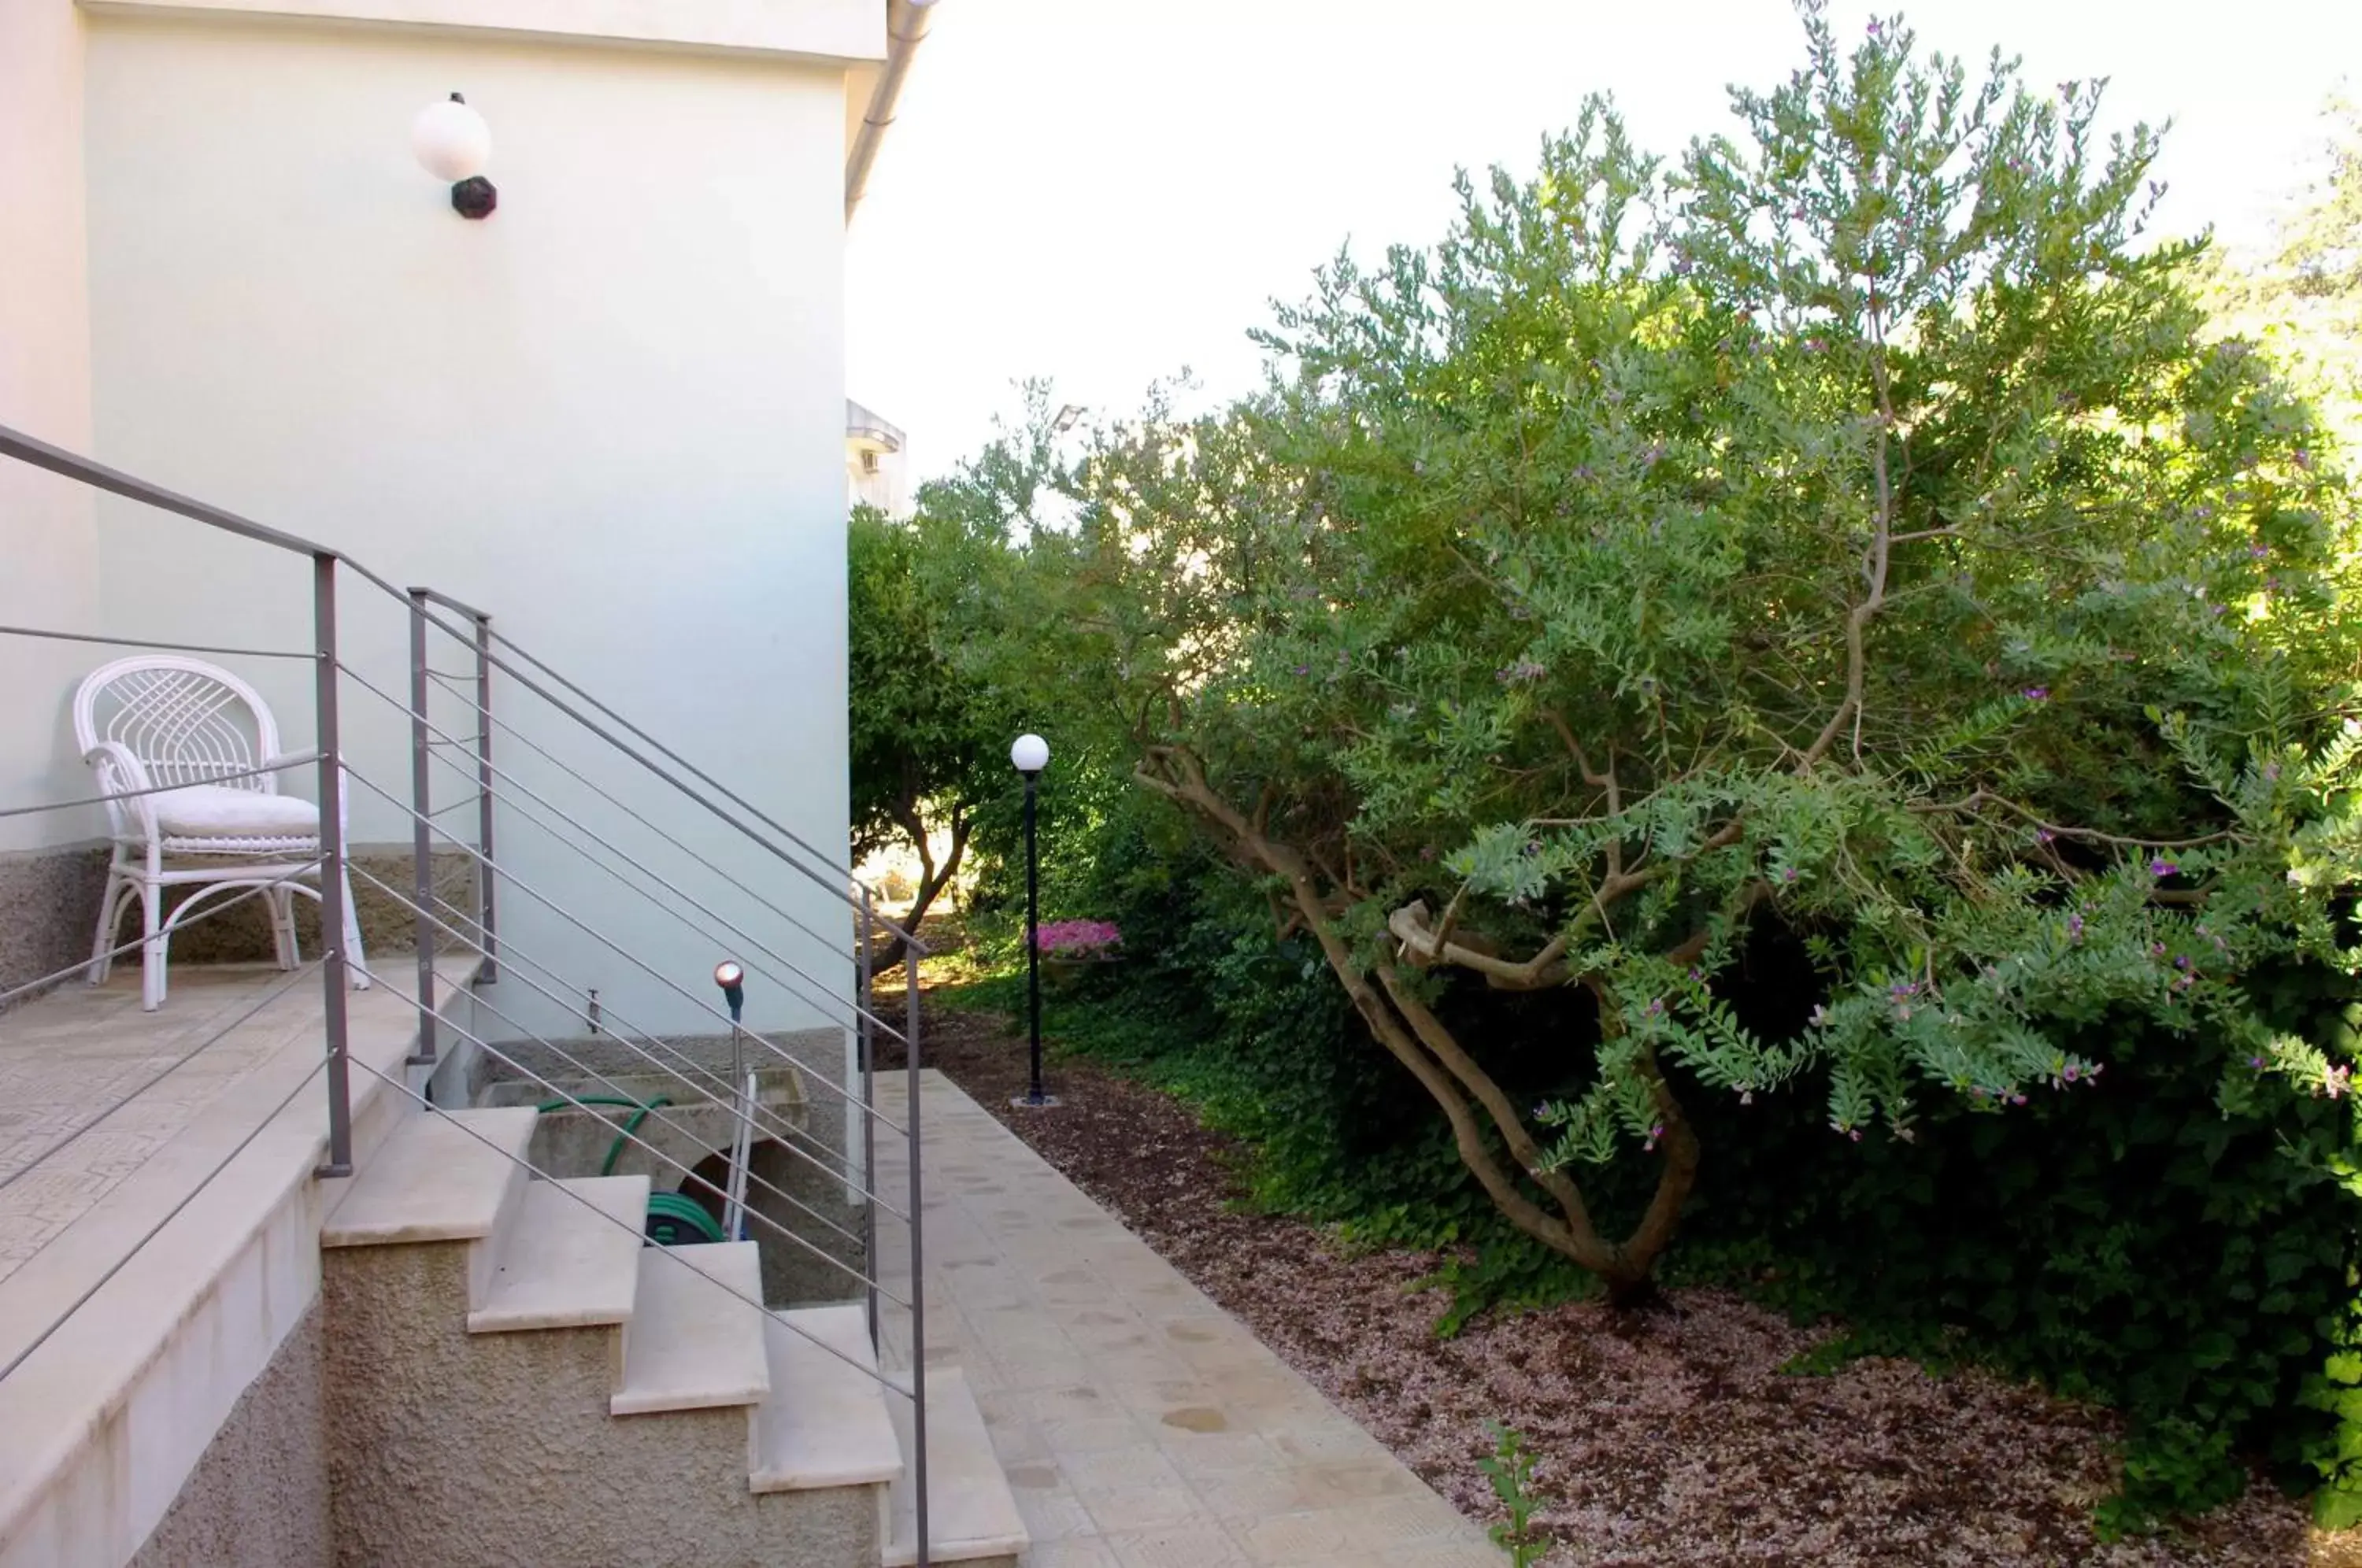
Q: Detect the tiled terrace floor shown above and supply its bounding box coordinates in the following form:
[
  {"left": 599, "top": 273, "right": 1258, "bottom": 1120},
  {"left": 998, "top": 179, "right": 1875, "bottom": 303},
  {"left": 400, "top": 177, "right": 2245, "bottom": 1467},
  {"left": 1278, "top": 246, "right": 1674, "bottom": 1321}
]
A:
[
  {"left": 0, "top": 960, "right": 450, "bottom": 1370},
  {"left": 880, "top": 1071, "right": 1501, "bottom": 1568}
]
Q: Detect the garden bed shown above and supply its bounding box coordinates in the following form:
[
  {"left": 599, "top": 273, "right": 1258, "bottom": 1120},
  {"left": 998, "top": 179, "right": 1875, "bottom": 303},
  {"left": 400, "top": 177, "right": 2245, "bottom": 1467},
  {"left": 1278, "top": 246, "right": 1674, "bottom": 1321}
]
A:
[{"left": 876, "top": 968, "right": 2334, "bottom": 1566}]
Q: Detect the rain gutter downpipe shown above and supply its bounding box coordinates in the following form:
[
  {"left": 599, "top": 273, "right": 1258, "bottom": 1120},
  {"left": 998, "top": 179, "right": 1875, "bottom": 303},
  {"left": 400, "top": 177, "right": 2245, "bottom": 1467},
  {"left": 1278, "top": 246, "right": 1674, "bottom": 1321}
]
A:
[{"left": 845, "top": 0, "right": 938, "bottom": 222}]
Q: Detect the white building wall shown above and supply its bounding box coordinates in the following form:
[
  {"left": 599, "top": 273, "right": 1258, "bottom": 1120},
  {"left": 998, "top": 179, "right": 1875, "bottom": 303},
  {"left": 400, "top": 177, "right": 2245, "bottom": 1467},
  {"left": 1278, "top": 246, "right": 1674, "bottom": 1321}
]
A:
[
  {"left": 0, "top": 0, "right": 99, "bottom": 855},
  {"left": 81, "top": 13, "right": 857, "bottom": 1041}
]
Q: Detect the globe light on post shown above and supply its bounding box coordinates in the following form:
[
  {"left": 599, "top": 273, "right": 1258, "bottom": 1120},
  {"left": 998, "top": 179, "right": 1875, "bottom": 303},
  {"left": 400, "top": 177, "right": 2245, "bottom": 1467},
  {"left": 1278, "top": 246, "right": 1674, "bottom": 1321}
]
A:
[
  {"left": 1010, "top": 734, "right": 1058, "bottom": 1108},
  {"left": 713, "top": 959, "right": 746, "bottom": 1023},
  {"left": 413, "top": 93, "right": 496, "bottom": 219}
]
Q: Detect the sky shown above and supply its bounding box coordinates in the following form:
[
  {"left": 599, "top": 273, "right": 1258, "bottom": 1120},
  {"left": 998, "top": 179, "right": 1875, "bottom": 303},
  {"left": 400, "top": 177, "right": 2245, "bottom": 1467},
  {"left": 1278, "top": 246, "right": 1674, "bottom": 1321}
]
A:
[{"left": 845, "top": 0, "right": 2361, "bottom": 486}]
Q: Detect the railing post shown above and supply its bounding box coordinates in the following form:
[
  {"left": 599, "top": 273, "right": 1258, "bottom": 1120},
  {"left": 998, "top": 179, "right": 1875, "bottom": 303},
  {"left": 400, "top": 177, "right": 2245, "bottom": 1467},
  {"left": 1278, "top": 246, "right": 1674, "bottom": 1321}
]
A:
[
  {"left": 906, "top": 945, "right": 927, "bottom": 1568},
  {"left": 474, "top": 611, "right": 498, "bottom": 982},
  {"left": 407, "top": 590, "right": 437, "bottom": 1067},
  {"left": 859, "top": 885, "right": 878, "bottom": 1349},
  {"left": 315, "top": 553, "right": 354, "bottom": 1178}
]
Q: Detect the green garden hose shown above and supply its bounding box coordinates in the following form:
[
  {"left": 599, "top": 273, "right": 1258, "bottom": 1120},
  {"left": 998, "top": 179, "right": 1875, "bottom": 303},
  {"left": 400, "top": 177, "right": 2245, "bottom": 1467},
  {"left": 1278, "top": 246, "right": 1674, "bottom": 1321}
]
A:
[
  {"left": 535, "top": 1095, "right": 675, "bottom": 1177},
  {"left": 643, "top": 1190, "right": 727, "bottom": 1246}
]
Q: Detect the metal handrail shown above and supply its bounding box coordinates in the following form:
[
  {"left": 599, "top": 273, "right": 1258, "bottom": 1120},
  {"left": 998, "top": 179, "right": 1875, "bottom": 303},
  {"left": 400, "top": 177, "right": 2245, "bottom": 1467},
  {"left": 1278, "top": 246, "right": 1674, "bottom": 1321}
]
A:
[
  {"left": 342, "top": 768, "right": 916, "bottom": 1137},
  {"left": 483, "top": 621, "right": 927, "bottom": 954},
  {"left": 339, "top": 660, "right": 902, "bottom": 1045},
  {"left": 0, "top": 422, "right": 934, "bottom": 1563},
  {"left": 422, "top": 668, "right": 880, "bottom": 1007},
  {"left": 0, "top": 753, "right": 322, "bottom": 823},
  {"left": 394, "top": 588, "right": 908, "bottom": 951},
  {"left": 345, "top": 860, "right": 909, "bottom": 1223},
  {"left": 346, "top": 950, "right": 900, "bottom": 1301},
  {"left": 0, "top": 859, "right": 327, "bottom": 1011},
  {"left": 342, "top": 1045, "right": 905, "bottom": 1393}
]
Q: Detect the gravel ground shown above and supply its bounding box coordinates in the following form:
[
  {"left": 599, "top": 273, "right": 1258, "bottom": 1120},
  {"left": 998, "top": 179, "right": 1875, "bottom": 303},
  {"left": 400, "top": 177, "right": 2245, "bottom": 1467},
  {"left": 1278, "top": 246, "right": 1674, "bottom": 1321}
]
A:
[{"left": 876, "top": 965, "right": 2333, "bottom": 1566}]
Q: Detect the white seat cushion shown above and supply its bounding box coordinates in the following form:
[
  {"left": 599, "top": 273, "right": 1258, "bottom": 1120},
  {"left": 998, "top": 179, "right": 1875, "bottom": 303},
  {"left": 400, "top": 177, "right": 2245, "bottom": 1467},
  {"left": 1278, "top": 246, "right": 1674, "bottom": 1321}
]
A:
[{"left": 150, "top": 784, "right": 320, "bottom": 840}]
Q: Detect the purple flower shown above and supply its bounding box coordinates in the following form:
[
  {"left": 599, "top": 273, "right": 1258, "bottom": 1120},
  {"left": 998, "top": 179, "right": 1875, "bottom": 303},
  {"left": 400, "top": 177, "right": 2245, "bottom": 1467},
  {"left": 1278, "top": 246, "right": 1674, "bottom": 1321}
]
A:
[
  {"left": 1291, "top": 664, "right": 1310, "bottom": 676},
  {"left": 1532, "top": 1102, "right": 1549, "bottom": 1119},
  {"left": 2010, "top": 1093, "right": 2028, "bottom": 1106},
  {"left": 2036, "top": 827, "right": 2057, "bottom": 845},
  {"left": 2062, "top": 1063, "right": 2079, "bottom": 1083},
  {"left": 2149, "top": 858, "right": 2179, "bottom": 878},
  {"left": 1849, "top": 1130, "right": 1864, "bottom": 1143},
  {"left": 1781, "top": 866, "right": 1800, "bottom": 883},
  {"left": 2021, "top": 686, "right": 2049, "bottom": 702},
  {"left": 2249, "top": 542, "right": 2271, "bottom": 559},
  {"left": 2067, "top": 912, "right": 2085, "bottom": 941},
  {"left": 1646, "top": 997, "right": 1666, "bottom": 1017},
  {"left": 2249, "top": 1055, "right": 2267, "bottom": 1071}
]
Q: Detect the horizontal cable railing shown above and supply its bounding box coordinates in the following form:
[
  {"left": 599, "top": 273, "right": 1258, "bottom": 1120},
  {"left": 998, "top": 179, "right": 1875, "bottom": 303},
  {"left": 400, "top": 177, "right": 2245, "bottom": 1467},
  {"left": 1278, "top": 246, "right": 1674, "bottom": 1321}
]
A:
[
  {"left": 0, "top": 860, "right": 327, "bottom": 1012},
  {"left": 343, "top": 860, "right": 906, "bottom": 1226},
  {"left": 343, "top": 950, "right": 898, "bottom": 1304},
  {"left": 0, "top": 420, "right": 934, "bottom": 1562},
  {"left": 339, "top": 660, "right": 905, "bottom": 1047}
]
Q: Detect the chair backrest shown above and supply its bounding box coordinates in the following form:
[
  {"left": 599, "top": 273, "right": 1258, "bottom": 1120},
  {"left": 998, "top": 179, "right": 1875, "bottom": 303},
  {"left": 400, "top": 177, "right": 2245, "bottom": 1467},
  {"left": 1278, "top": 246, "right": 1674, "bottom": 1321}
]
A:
[{"left": 73, "top": 655, "right": 286, "bottom": 796}]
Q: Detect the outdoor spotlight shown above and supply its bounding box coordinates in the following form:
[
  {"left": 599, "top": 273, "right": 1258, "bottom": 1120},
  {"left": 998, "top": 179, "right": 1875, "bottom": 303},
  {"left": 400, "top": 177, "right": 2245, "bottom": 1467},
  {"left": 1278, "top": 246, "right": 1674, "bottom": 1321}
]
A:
[
  {"left": 713, "top": 959, "right": 746, "bottom": 1022},
  {"left": 1010, "top": 733, "right": 1050, "bottom": 775},
  {"left": 413, "top": 93, "right": 496, "bottom": 219}
]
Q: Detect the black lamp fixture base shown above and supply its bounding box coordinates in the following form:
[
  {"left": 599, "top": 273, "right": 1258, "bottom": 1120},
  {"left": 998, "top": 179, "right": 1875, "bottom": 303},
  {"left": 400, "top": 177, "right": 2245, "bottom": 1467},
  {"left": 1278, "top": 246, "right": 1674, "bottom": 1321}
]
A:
[
  {"left": 450, "top": 176, "right": 497, "bottom": 220},
  {"left": 1009, "top": 1093, "right": 1062, "bottom": 1111}
]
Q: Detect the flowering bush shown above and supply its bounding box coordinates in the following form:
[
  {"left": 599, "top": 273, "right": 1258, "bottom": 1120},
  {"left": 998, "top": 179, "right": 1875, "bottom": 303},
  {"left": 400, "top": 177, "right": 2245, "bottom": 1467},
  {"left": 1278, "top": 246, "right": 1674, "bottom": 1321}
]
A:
[
  {"left": 1034, "top": 919, "right": 1122, "bottom": 959},
  {"left": 926, "top": 0, "right": 2362, "bottom": 1524}
]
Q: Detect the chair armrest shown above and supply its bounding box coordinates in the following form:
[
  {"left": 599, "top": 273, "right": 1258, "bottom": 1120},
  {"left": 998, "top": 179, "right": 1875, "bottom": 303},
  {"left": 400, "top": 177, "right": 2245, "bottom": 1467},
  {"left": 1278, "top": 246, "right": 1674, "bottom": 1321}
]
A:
[{"left": 82, "top": 741, "right": 160, "bottom": 841}]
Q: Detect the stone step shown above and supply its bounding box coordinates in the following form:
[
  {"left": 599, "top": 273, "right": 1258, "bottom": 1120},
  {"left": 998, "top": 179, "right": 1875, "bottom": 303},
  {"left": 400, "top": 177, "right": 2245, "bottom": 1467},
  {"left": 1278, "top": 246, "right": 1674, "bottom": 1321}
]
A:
[
  {"left": 611, "top": 1240, "right": 771, "bottom": 1416},
  {"left": 882, "top": 1367, "right": 1027, "bottom": 1567},
  {"left": 320, "top": 1105, "right": 537, "bottom": 1308},
  {"left": 468, "top": 1175, "right": 650, "bottom": 1333},
  {"left": 751, "top": 1304, "right": 904, "bottom": 1493}
]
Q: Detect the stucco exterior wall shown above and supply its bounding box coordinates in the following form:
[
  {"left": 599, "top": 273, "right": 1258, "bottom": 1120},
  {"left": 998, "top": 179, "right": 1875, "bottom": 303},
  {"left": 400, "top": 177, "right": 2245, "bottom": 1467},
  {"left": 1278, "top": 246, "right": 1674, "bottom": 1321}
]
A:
[
  {"left": 322, "top": 1236, "right": 876, "bottom": 1567},
  {"left": 80, "top": 12, "right": 857, "bottom": 1044},
  {"left": 126, "top": 1305, "right": 330, "bottom": 1568},
  {"left": 0, "top": 0, "right": 101, "bottom": 861}
]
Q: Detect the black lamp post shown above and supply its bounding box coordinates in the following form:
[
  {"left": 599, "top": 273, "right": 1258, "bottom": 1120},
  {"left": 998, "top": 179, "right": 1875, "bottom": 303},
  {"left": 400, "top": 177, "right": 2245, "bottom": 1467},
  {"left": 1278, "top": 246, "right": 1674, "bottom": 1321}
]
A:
[{"left": 1009, "top": 734, "right": 1057, "bottom": 1108}]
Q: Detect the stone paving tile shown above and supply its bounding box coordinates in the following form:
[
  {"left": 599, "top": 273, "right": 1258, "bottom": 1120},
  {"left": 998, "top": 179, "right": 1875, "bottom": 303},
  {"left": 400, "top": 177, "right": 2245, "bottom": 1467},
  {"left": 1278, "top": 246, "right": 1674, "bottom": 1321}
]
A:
[
  {"left": 0, "top": 966, "right": 328, "bottom": 1288},
  {"left": 876, "top": 1071, "right": 1498, "bottom": 1567}
]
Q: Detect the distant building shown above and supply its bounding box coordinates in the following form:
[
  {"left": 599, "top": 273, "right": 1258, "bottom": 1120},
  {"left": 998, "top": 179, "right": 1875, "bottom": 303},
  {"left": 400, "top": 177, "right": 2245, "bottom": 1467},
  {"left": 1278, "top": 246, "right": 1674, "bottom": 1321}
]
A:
[{"left": 846, "top": 398, "right": 911, "bottom": 516}]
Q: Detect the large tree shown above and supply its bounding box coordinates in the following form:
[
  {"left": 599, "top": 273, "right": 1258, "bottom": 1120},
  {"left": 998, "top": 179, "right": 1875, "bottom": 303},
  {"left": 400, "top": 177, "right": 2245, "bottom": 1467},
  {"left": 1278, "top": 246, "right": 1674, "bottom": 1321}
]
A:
[
  {"left": 847, "top": 504, "right": 1009, "bottom": 967},
  {"left": 964, "top": 6, "right": 2362, "bottom": 1303}
]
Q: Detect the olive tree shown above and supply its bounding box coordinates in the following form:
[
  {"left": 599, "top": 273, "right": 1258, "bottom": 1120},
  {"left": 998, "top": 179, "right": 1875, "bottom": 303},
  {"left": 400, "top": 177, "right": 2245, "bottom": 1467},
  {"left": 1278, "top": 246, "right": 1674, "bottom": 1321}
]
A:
[{"left": 977, "top": 6, "right": 2360, "bottom": 1301}]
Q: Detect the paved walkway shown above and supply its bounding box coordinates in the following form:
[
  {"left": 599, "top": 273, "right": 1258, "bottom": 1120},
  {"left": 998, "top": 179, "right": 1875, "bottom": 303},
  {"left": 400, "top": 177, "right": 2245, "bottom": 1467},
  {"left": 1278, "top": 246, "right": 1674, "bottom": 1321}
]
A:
[{"left": 879, "top": 1071, "right": 1501, "bottom": 1568}]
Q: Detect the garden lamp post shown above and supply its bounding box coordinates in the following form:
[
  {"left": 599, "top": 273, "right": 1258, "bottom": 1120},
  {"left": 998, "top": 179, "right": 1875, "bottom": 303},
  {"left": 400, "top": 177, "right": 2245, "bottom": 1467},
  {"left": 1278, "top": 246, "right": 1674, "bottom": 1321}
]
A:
[{"left": 1010, "top": 734, "right": 1057, "bottom": 1108}]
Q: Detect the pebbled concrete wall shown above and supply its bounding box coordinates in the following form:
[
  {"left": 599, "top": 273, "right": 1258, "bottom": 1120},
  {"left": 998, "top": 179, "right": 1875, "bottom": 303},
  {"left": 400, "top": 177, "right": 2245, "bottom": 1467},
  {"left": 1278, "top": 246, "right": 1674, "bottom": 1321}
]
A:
[
  {"left": 321, "top": 1235, "right": 877, "bottom": 1567},
  {"left": 127, "top": 1304, "right": 329, "bottom": 1568},
  {"left": 0, "top": 843, "right": 107, "bottom": 1014}
]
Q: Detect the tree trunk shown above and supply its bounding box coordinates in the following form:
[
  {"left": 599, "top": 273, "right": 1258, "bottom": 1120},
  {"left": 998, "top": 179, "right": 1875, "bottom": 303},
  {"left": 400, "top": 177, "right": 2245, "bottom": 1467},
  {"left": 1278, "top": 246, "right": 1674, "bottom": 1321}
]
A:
[{"left": 865, "top": 815, "right": 968, "bottom": 971}]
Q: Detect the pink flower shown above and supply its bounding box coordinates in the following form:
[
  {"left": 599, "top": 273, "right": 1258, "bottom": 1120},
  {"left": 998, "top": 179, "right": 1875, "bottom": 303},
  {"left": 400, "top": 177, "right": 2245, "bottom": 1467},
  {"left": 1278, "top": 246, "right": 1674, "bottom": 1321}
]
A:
[{"left": 1035, "top": 919, "right": 1122, "bottom": 956}]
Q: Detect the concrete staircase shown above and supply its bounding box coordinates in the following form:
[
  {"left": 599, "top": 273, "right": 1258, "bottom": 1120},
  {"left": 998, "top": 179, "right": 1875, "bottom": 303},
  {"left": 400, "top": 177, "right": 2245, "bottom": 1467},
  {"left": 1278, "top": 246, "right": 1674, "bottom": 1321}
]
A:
[{"left": 317, "top": 1106, "right": 1025, "bottom": 1568}]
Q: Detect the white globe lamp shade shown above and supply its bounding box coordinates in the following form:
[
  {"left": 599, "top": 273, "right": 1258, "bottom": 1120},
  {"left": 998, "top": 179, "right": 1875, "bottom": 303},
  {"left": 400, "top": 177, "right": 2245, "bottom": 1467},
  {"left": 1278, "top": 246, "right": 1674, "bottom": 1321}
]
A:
[
  {"left": 1010, "top": 734, "right": 1050, "bottom": 774},
  {"left": 413, "top": 96, "right": 491, "bottom": 183}
]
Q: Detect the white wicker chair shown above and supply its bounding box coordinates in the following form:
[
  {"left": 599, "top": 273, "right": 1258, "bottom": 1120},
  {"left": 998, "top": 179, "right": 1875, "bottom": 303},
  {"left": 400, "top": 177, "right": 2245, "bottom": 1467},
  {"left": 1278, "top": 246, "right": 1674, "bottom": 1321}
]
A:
[{"left": 75, "top": 655, "right": 368, "bottom": 1011}]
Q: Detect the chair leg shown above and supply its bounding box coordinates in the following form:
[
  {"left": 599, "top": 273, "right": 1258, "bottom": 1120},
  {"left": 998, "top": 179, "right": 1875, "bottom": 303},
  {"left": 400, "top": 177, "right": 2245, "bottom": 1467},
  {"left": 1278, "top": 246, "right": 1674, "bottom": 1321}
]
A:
[
  {"left": 139, "top": 881, "right": 166, "bottom": 1012},
  {"left": 87, "top": 878, "right": 128, "bottom": 986},
  {"left": 268, "top": 889, "right": 298, "bottom": 970},
  {"left": 342, "top": 867, "right": 371, "bottom": 991}
]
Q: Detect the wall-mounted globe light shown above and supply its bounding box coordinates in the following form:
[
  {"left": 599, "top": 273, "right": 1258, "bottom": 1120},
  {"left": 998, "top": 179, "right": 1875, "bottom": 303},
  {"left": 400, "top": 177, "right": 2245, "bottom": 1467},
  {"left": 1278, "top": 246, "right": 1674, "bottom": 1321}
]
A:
[{"left": 413, "top": 93, "right": 496, "bottom": 220}]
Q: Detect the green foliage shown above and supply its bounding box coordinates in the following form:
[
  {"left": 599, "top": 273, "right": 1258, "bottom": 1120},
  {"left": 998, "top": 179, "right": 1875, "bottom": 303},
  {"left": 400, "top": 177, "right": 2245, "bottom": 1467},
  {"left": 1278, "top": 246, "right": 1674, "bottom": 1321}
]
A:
[
  {"left": 2204, "top": 97, "right": 2362, "bottom": 449},
  {"left": 901, "top": 0, "right": 2362, "bottom": 1526},
  {"left": 847, "top": 502, "right": 1016, "bottom": 940},
  {"left": 1477, "top": 1422, "right": 1550, "bottom": 1566}
]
